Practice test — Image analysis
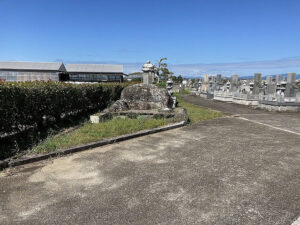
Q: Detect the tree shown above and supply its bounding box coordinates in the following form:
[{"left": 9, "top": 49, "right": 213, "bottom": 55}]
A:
[
  {"left": 156, "top": 57, "right": 168, "bottom": 83},
  {"left": 160, "top": 68, "right": 173, "bottom": 81}
]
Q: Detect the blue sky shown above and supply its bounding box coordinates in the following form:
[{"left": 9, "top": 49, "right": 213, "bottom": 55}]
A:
[{"left": 1, "top": 0, "right": 300, "bottom": 76}]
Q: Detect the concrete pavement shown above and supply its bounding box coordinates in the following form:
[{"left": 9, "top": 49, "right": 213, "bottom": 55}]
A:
[
  {"left": 181, "top": 95, "right": 300, "bottom": 134},
  {"left": 0, "top": 96, "right": 299, "bottom": 225}
]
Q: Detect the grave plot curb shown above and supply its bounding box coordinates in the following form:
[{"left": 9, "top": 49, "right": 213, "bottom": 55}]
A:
[{"left": 0, "top": 121, "right": 186, "bottom": 171}]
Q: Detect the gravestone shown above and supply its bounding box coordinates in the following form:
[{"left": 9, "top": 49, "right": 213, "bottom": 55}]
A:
[
  {"left": 285, "top": 72, "right": 296, "bottom": 97},
  {"left": 203, "top": 74, "right": 209, "bottom": 83},
  {"left": 266, "top": 75, "right": 276, "bottom": 94},
  {"left": 215, "top": 74, "right": 222, "bottom": 90},
  {"left": 230, "top": 74, "right": 239, "bottom": 92},
  {"left": 276, "top": 74, "right": 282, "bottom": 83},
  {"left": 296, "top": 92, "right": 300, "bottom": 102},
  {"left": 266, "top": 76, "right": 273, "bottom": 85},
  {"left": 216, "top": 74, "right": 222, "bottom": 83},
  {"left": 253, "top": 73, "right": 262, "bottom": 95},
  {"left": 200, "top": 75, "right": 209, "bottom": 92},
  {"left": 267, "top": 84, "right": 276, "bottom": 94},
  {"left": 287, "top": 72, "right": 296, "bottom": 84}
]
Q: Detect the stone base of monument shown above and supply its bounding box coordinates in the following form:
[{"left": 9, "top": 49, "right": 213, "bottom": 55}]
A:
[
  {"left": 232, "top": 99, "right": 259, "bottom": 106},
  {"left": 213, "top": 91, "right": 233, "bottom": 102},
  {"left": 90, "top": 84, "right": 188, "bottom": 124},
  {"left": 90, "top": 108, "right": 188, "bottom": 124},
  {"left": 189, "top": 90, "right": 200, "bottom": 96},
  {"left": 189, "top": 91, "right": 214, "bottom": 99},
  {"left": 200, "top": 92, "right": 214, "bottom": 99},
  {"left": 231, "top": 93, "right": 259, "bottom": 106},
  {"left": 257, "top": 101, "right": 300, "bottom": 112},
  {"left": 213, "top": 96, "right": 233, "bottom": 102}
]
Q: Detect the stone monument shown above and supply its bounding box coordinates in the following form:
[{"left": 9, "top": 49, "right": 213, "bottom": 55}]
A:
[
  {"left": 142, "top": 60, "right": 155, "bottom": 84},
  {"left": 90, "top": 83, "right": 188, "bottom": 123}
]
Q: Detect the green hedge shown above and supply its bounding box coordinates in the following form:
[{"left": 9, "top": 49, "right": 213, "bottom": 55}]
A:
[{"left": 0, "top": 81, "right": 126, "bottom": 135}]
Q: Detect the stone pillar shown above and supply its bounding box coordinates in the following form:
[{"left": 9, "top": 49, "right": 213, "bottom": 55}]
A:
[{"left": 143, "top": 72, "right": 152, "bottom": 85}]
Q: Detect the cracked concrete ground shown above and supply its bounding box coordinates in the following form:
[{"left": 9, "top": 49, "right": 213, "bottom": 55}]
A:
[{"left": 0, "top": 96, "right": 299, "bottom": 225}]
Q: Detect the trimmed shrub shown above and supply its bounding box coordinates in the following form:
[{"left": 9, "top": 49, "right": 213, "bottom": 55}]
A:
[
  {"left": 0, "top": 81, "right": 126, "bottom": 134},
  {"left": 156, "top": 82, "right": 166, "bottom": 88},
  {"left": 0, "top": 81, "right": 127, "bottom": 158}
]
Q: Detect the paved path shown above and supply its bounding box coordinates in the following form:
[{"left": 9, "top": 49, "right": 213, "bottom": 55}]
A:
[
  {"left": 181, "top": 95, "right": 300, "bottom": 134},
  {"left": 0, "top": 96, "right": 299, "bottom": 225}
]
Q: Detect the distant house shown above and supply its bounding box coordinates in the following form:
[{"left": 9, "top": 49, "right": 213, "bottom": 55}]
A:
[
  {"left": 0, "top": 61, "right": 67, "bottom": 82},
  {"left": 65, "top": 64, "right": 124, "bottom": 82}
]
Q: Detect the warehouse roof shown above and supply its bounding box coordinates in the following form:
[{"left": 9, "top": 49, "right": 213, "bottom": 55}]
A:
[
  {"left": 65, "top": 64, "right": 123, "bottom": 73},
  {"left": 0, "top": 61, "right": 66, "bottom": 71}
]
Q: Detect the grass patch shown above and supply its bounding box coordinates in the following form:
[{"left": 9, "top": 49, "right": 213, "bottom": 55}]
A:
[
  {"left": 31, "top": 117, "right": 169, "bottom": 154},
  {"left": 175, "top": 94, "right": 223, "bottom": 124},
  {"left": 30, "top": 95, "right": 222, "bottom": 154},
  {"left": 178, "top": 89, "right": 190, "bottom": 95}
]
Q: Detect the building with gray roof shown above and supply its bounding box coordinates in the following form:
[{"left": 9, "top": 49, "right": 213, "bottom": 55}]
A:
[
  {"left": 0, "top": 61, "right": 124, "bottom": 82},
  {"left": 0, "top": 61, "right": 67, "bottom": 82},
  {"left": 65, "top": 64, "right": 123, "bottom": 82}
]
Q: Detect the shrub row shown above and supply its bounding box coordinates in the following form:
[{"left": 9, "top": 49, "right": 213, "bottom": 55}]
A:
[{"left": 0, "top": 81, "right": 126, "bottom": 135}]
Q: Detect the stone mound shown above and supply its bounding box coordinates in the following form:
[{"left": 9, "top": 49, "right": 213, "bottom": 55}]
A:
[{"left": 106, "top": 84, "right": 173, "bottom": 112}]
